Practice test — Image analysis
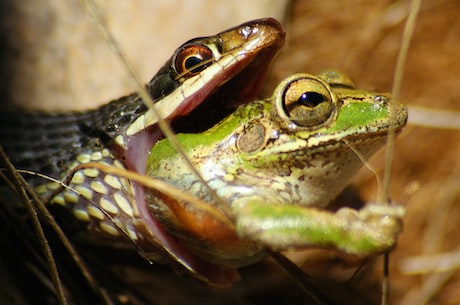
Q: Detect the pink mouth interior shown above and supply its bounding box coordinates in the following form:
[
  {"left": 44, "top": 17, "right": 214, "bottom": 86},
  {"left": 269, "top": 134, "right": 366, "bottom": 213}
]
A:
[{"left": 122, "top": 128, "right": 240, "bottom": 286}]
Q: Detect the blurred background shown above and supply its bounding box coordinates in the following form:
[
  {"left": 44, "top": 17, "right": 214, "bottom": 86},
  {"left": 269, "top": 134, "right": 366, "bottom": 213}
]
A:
[{"left": 0, "top": 1, "right": 459, "bottom": 304}]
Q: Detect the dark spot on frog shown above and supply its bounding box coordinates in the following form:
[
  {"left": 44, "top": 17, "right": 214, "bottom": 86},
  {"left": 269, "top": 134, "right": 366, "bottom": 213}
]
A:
[{"left": 237, "top": 123, "right": 266, "bottom": 153}]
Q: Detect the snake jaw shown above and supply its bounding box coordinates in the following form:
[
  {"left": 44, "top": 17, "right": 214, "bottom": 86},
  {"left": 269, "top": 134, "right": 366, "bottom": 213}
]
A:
[{"left": 126, "top": 18, "right": 285, "bottom": 137}]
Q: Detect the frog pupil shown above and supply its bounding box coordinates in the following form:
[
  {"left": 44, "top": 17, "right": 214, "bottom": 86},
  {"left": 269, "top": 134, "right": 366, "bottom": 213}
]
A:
[{"left": 298, "top": 92, "right": 324, "bottom": 108}]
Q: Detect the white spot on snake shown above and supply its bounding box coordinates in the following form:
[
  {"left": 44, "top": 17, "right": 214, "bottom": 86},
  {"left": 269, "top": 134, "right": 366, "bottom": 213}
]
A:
[
  {"left": 90, "top": 180, "right": 108, "bottom": 194},
  {"left": 114, "top": 160, "right": 125, "bottom": 169},
  {"left": 100, "top": 197, "right": 119, "bottom": 214},
  {"left": 75, "top": 185, "right": 93, "bottom": 200},
  {"left": 71, "top": 171, "right": 85, "bottom": 184},
  {"left": 46, "top": 182, "right": 59, "bottom": 191},
  {"left": 51, "top": 194, "right": 65, "bottom": 206},
  {"left": 77, "top": 154, "right": 91, "bottom": 163},
  {"left": 102, "top": 149, "right": 110, "bottom": 157},
  {"left": 63, "top": 191, "right": 79, "bottom": 204},
  {"left": 127, "top": 227, "right": 138, "bottom": 240},
  {"left": 100, "top": 222, "right": 120, "bottom": 236},
  {"left": 73, "top": 209, "right": 90, "bottom": 222},
  {"left": 34, "top": 184, "right": 48, "bottom": 194},
  {"left": 115, "top": 135, "right": 125, "bottom": 147},
  {"left": 87, "top": 205, "right": 105, "bottom": 220},
  {"left": 104, "top": 175, "right": 122, "bottom": 190},
  {"left": 90, "top": 151, "right": 103, "bottom": 161},
  {"left": 83, "top": 168, "right": 99, "bottom": 178},
  {"left": 113, "top": 192, "right": 134, "bottom": 217}
]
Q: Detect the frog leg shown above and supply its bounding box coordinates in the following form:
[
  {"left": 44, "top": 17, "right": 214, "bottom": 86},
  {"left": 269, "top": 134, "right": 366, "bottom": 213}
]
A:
[{"left": 235, "top": 200, "right": 405, "bottom": 256}]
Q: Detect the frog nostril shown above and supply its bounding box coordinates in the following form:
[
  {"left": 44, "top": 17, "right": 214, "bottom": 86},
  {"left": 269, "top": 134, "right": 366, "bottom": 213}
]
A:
[{"left": 374, "top": 95, "right": 389, "bottom": 106}]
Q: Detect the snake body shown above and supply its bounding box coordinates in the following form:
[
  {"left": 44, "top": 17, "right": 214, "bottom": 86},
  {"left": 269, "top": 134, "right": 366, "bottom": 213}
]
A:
[{"left": 0, "top": 95, "right": 145, "bottom": 186}]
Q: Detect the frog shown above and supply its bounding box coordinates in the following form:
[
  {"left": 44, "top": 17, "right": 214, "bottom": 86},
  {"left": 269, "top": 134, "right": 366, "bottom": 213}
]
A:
[{"left": 146, "top": 71, "right": 407, "bottom": 271}]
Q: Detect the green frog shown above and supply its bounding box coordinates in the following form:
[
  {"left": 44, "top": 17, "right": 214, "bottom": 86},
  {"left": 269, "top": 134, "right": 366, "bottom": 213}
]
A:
[{"left": 146, "top": 71, "right": 407, "bottom": 269}]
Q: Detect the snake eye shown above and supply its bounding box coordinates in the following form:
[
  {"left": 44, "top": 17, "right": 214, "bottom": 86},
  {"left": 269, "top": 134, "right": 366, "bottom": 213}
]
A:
[
  {"left": 281, "top": 76, "right": 334, "bottom": 127},
  {"left": 173, "top": 44, "right": 214, "bottom": 77}
]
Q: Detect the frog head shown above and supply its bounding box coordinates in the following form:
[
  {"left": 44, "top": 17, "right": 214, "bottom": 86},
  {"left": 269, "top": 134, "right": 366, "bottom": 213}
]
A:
[{"left": 148, "top": 72, "right": 407, "bottom": 208}]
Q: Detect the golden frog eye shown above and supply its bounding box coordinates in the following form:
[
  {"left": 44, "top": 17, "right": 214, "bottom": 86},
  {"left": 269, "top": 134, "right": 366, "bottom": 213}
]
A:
[
  {"left": 173, "top": 43, "right": 214, "bottom": 77},
  {"left": 281, "top": 76, "right": 334, "bottom": 127}
]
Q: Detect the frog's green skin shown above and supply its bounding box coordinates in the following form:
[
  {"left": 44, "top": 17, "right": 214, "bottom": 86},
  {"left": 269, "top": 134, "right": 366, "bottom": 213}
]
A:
[{"left": 147, "top": 72, "right": 407, "bottom": 267}]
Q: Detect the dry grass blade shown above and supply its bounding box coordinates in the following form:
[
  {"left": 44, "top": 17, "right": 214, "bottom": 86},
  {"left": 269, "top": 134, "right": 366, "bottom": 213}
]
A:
[
  {"left": 0, "top": 147, "right": 118, "bottom": 305},
  {"left": 0, "top": 147, "right": 67, "bottom": 305},
  {"left": 381, "top": 1, "right": 421, "bottom": 304},
  {"left": 69, "top": 162, "right": 235, "bottom": 230},
  {"left": 407, "top": 106, "right": 460, "bottom": 129},
  {"left": 270, "top": 251, "right": 342, "bottom": 305}
]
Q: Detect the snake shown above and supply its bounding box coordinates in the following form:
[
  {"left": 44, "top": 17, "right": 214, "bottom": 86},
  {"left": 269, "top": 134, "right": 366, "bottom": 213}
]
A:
[{"left": 0, "top": 18, "right": 285, "bottom": 287}]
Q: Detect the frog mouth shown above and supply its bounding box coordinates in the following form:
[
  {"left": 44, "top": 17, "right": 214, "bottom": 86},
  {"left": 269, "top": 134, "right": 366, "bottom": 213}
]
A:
[{"left": 121, "top": 21, "right": 284, "bottom": 287}]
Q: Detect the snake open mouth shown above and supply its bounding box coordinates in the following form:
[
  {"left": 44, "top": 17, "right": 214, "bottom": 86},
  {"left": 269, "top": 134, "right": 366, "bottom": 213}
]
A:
[
  {"left": 120, "top": 19, "right": 285, "bottom": 287},
  {"left": 171, "top": 44, "right": 280, "bottom": 133}
]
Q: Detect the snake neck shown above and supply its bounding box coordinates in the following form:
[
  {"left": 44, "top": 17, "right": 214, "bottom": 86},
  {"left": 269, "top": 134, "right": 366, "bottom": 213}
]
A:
[{"left": 0, "top": 93, "right": 147, "bottom": 185}]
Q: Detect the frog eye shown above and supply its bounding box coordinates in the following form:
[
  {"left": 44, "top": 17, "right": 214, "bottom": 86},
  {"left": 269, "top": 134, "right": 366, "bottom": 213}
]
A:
[
  {"left": 281, "top": 76, "right": 334, "bottom": 127},
  {"left": 173, "top": 44, "right": 214, "bottom": 78}
]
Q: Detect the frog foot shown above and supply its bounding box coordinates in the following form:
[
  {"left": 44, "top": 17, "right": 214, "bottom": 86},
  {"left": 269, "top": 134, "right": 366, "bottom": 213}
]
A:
[{"left": 336, "top": 203, "right": 405, "bottom": 255}]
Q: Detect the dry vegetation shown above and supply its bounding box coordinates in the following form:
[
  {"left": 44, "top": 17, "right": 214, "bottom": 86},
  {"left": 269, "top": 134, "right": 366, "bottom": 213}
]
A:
[
  {"left": 273, "top": 1, "right": 460, "bottom": 305},
  {"left": 1, "top": 0, "right": 460, "bottom": 304}
]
